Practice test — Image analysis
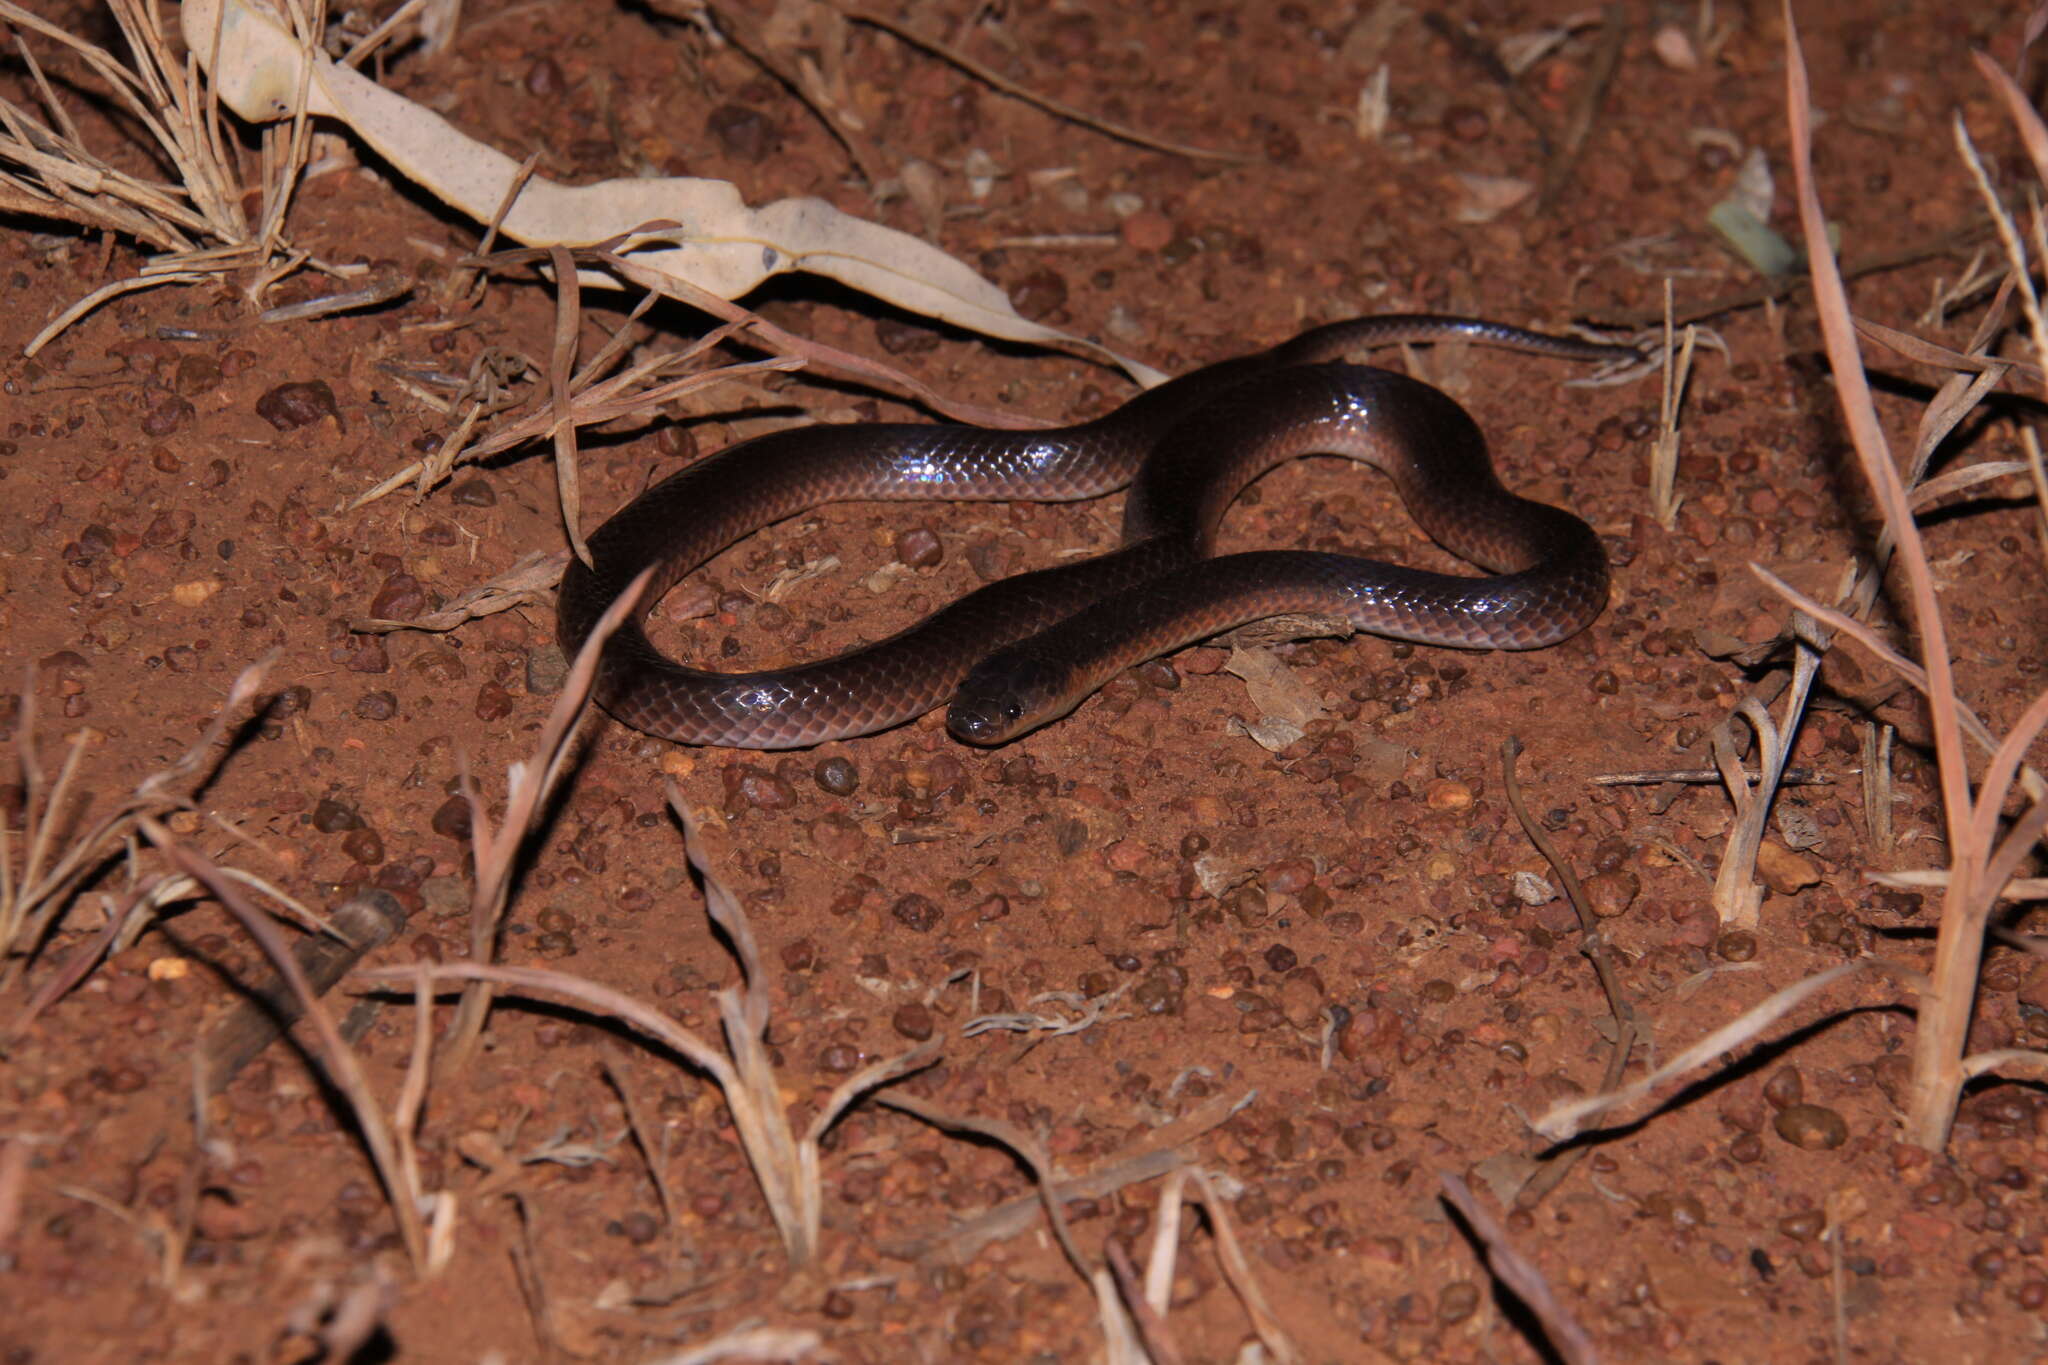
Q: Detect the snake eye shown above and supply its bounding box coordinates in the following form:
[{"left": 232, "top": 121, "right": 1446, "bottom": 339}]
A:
[{"left": 1005, "top": 700, "right": 1023, "bottom": 722}]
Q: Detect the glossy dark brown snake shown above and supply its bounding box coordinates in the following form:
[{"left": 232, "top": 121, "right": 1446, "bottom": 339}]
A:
[{"left": 555, "top": 316, "right": 1637, "bottom": 749}]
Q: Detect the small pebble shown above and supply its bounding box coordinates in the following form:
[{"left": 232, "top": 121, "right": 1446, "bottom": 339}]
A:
[
  {"left": 474, "top": 681, "right": 515, "bottom": 721},
  {"left": 1762, "top": 1065, "right": 1805, "bottom": 1111},
  {"left": 1756, "top": 839, "right": 1821, "bottom": 895},
  {"left": 369, "top": 573, "right": 427, "bottom": 621},
  {"left": 1773, "top": 1103, "right": 1848, "bottom": 1150},
  {"left": 891, "top": 894, "right": 941, "bottom": 932},
  {"left": 814, "top": 756, "right": 859, "bottom": 796},
  {"left": 1436, "top": 1281, "right": 1481, "bottom": 1324},
  {"left": 255, "top": 380, "right": 341, "bottom": 432},
  {"left": 707, "top": 104, "right": 778, "bottom": 160},
  {"left": 355, "top": 691, "right": 398, "bottom": 721},
  {"left": 1120, "top": 211, "right": 1174, "bottom": 251},
  {"left": 312, "top": 798, "right": 363, "bottom": 833},
  {"left": 896, "top": 527, "right": 942, "bottom": 568},
  {"left": 450, "top": 477, "right": 497, "bottom": 507},
  {"left": 1583, "top": 869, "right": 1639, "bottom": 919},
  {"left": 1424, "top": 778, "right": 1472, "bottom": 811},
  {"left": 737, "top": 768, "right": 796, "bottom": 810},
  {"left": 525, "top": 645, "right": 570, "bottom": 696},
  {"left": 1778, "top": 1209, "right": 1825, "bottom": 1240},
  {"left": 892, "top": 1002, "right": 935, "bottom": 1040},
  {"left": 1135, "top": 659, "right": 1178, "bottom": 689},
  {"left": 430, "top": 796, "right": 472, "bottom": 840},
  {"left": 1715, "top": 930, "right": 1758, "bottom": 962},
  {"left": 341, "top": 827, "right": 384, "bottom": 865}
]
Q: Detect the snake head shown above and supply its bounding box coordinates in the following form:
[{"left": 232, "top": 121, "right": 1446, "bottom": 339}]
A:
[{"left": 947, "top": 649, "right": 1071, "bottom": 746}]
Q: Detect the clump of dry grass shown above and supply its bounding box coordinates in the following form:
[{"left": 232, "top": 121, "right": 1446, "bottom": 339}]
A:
[
  {"left": 0, "top": 0, "right": 375, "bottom": 352},
  {"left": 1538, "top": 2, "right": 2048, "bottom": 1155},
  {"left": 1, "top": 657, "right": 273, "bottom": 1011},
  {"left": 368, "top": 789, "right": 939, "bottom": 1270}
]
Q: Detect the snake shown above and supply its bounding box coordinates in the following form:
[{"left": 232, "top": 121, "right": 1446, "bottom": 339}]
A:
[{"left": 555, "top": 315, "right": 1638, "bottom": 749}]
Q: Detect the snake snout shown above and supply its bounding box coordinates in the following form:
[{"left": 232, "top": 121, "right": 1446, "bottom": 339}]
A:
[{"left": 946, "top": 651, "right": 1066, "bottom": 746}]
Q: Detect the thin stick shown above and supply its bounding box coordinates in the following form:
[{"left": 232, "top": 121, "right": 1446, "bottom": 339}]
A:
[
  {"left": 1591, "top": 766, "right": 1828, "bottom": 786},
  {"left": 836, "top": 5, "right": 1251, "bottom": 163},
  {"left": 197, "top": 888, "right": 413, "bottom": 1093},
  {"left": 545, "top": 244, "right": 593, "bottom": 569},
  {"left": 1587, "top": 221, "right": 1994, "bottom": 330},
  {"left": 1176, "top": 1169, "right": 1301, "bottom": 1365},
  {"left": 1537, "top": 3, "right": 1626, "bottom": 212},
  {"left": 1104, "top": 1238, "right": 1185, "bottom": 1365},
  {"left": 2021, "top": 425, "right": 2048, "bottom": 572},
  {"left": 1442, "top": 1173, "right": 1602, "bottom": 1365},
  {"left": 1534, "top": 959, "right": 1925, "bottom": 1139},
  {"left": 1708, "top": 625, "right": 1827, "bottom": 929},
  {"left": 1501, "top": 737, "right": 1638, "bottom": 1208},
  {"left": 1862, "top": 723, "right": 1896, "bottom": 856},
  {"left": 605, "top": 1059, "right": 679, "bottom": 1234},
  {"left": 877, "top": 1091, "right": 1091, "bottom": 1282}
]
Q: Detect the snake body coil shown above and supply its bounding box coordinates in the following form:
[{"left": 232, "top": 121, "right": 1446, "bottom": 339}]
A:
[{"left": 555, "top": 316, "right": 1633, "bottom": 748}]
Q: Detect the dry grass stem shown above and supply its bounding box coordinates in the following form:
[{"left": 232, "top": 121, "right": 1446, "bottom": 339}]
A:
[
  {"left": 1161, "top": 1168, "right": 1303, "bottom": 1365},
  {"left": 1707, "top": 620, "right": 1826, "bottom": 930},
  {"left": 891, "top": 1146, "right": 1187, "bottom": 1265},
  {"left": 350, "top": 549, "right": 574, "bottom": 635},
  {"left": 0, "top": 1137, "right": 29, "bottom": 1248},
  {"left": 1853, "top": 314, "right": 2033, "bottom": 383},
  {"left": 577, "top": 237, "right": 1062, "bottom": 426},
  {"left": 437, "top": 567, "right": 651, "bottom": 1075},
  {"left": 1862, "top": 723, "right": 1896, "bottom": 855},
  {"left": 1102, "top": 1238, "right": 1183, "bottom": 1365},
  {"left": 2020, "top": 426, "right": 2048, "bottom": 569},
  {"left": 1873, "top": 869, "right": 2048, "bottom": 900},
  {"left": 547, "top": 245, "right": 595, "bottom": 567},
  {"left": 142, "top": 828, "right": 430, "bottom": 1269},
  {"left": 1441, "top": 1172, "right": 1601, "bottom": 1365},
  {"left": 4, "top": 879, "right": 156, "bottom": 1042},
  {"left": 676, "top": 789, "right": 943, "bottom": 1264},
  {"left": 55, "top": 1181, "right": 185, "bottom": 1286},
  {"left": 1591, "top": 766, "right": 1828, "bottom": 786},
  {"left": 642, "top": 1326, "right": 823, "bottom": 1365},
  {"left": 1753, "top": 566, "right": 2045, "bottom": 802},
  {"left": 194, "top": 888, "right": 408, "bottom": 1095},
  {"left": 1534, "top": 960, "right": 1922, "bottom": 1140},
  {"left": 1590, "top": 220, "right": 1995, "bottom": 331},
  {"left": 877, "top": 1090, "right": 1090, "bottom": 1281},
  {"left": 604, "top": 1059, "right": 680, "bottom": 1234},
  {"left": 1649, "top": 279, "right": 1697, "bottom": 527},
  {"left": 1536, "top": 3, "right": 1625, "bottom": 211},
  {"left": 349, "top": 237, "right": 876, "bottom": 516}
]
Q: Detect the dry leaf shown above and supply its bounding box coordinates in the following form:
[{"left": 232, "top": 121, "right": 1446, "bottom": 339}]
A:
[
  {"left": 182, "top": 0, "right": 1162, "bottom": 386},
  {"left": 1450, "top": 172, "right": 1536, "bottom": 224}
]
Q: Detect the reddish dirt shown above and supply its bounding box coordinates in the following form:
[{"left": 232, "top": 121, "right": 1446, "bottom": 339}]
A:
[{"left": 3, "top": 1, "right": 2046, "bottom": 1362}]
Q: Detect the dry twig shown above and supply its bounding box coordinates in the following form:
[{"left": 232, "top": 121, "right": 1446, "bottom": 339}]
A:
[
  {"left": 1500, "top": 737, "right": 1639, "bottom": 1207},
  {"left": 1441, "top": 1173, "right": 1601, "bottom": 1365}
]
